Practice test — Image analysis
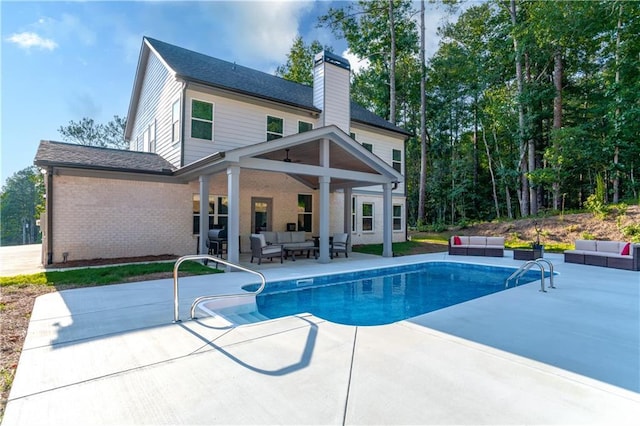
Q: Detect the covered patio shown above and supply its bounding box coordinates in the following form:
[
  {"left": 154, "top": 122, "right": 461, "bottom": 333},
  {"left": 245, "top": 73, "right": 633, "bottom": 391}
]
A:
[{"left": 177, "top": 125, "right": 404, "bottom": 264}]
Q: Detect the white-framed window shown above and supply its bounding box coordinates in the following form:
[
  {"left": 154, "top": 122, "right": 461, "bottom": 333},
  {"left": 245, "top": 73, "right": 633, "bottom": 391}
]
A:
[
  {"left": 171, "top": 99, "right": 180, "bottom": 143},
  {"left": 350, "top": 132, "right": 357, "bottom": 140},
  {"left": 298, "top": 120, "right": 313, "bottom": 133},
  {"left": 362, "top": 142, "right": 373, "bottom": 152},
  {"left": 362, "top": 202, "right": 374, "bottom": 232},
  {"left": 392, "top": 149, "right": 402, "bottom": 173},
  {"left": 297, "top": 194, "right": 313, "bottom": 232},
  {"left": 143, "top": 128, "right": 149, "bottom": 152},
  {"left": 267, "top": 115, "right": 284, "bottom": 140},
  {"left": 192, "top": 195, "right": 228, "bottom": 234},
  {"left": 148, "top": 120, "right": 156, "bottom": 153},
  {"left": 393, "top": 204, "right": 403, "bottom": 231},
  {"left": 351, "top": 196, "right": 357, "bottom": 232},
  {"left": 191, "top": 99, "right": 213, "bottom": 140}
]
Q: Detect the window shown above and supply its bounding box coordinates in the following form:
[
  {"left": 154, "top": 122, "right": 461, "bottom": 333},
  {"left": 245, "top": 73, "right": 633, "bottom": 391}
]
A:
[
  {"left": 171, "top": 100, "right": 180, "bottom": 143},
  {"left": 350, "top": 132, "right": 356, "bottom": 140},
  {"left": 216, "top": 196, "right": 228, "bottom": 229},
  {"left": 392, "top": 149, "right": 402, "bottom": 173},
  {"left": 362, "top": 202, "right": 374, "bottom": 232},
  {"left": 267, "top": 116, "right": 284, "bottom": 140},
  {"left": 143, "top": 128, "right": 149, "bottom": 152},
  {"left": 393, "top": 204, "right": 402, "bottom": 231},
  {"left": 362, "top": 142, "right": 373, "bottom": 152},
  {"left": 192, "top": 194, "right": 215, "bottom": 234},
  {"left": 191, "top": 99, "right": 213, "bottom": 140},
  {"left": 298, "top": 121, "right": 313, "bottom": 133},
  {"left": 297, "top": 194, "right": 313, "bottom": 232},
  {"left": 351, "top": 197, "right": 356, "bottom": 232},
  {"left": 148, "top": 120, "right": 156, "bottom": 153}
]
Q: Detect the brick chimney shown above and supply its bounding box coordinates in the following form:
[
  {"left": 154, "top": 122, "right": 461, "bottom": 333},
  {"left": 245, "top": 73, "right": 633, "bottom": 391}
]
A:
[{"left": 313, "top": 51, "right": 351, "bottom": 133}]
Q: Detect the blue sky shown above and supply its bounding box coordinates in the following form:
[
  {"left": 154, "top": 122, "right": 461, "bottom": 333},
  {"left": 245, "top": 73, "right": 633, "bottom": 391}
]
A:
[{"left": 1, "top": 0, "right": 459, "bottom": 187}]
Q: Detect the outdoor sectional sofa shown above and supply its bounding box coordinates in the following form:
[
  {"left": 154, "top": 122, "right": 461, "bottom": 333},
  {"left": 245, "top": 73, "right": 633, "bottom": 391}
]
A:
[
  {"left": 259, "top": 231, "right": 316, "bottom": 259},
  {"left": 448, "top": 235, "right": 505, "bottom": 257},
  {"left": 564, "top": 239, "right": 640, "bottom": 271}
]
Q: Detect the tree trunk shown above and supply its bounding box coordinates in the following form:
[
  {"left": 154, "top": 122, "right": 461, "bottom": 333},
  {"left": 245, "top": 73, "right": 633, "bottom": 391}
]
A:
[
  {"left": 525, "top": 52, "right": 537, "bottom": 215},
  {"left": 388, "top": 0, "right": 397, "bottom": 124},
  {"left": 418, "top": 0, "right": 427, "bottom": 225},
  {"left": 552, "top": 49, "right": 563, "bottom": 210},
  {"left": 612, "top": 2, "right": 623, "bottom": 203},
  {"left": 509, "top": 0, "right": 529, "bottom": 217},
  {"left": 482, "top": 123, "right": 500, "bottom": 218}
]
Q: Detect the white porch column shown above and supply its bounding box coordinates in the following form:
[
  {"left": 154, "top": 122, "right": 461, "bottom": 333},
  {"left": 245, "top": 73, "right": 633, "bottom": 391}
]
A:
[
  {"left": 319, "top": 138, "right": 331, "bottom": 263},
  {"left": 199, "top": 175, "right": 209, "bottom": 255},
  {"left": 382, "top": 182, "right": 393, "bottom": 258},
  {"left": 343, "top": 187, "right": 352, "bottom": 251},
  {"left": 319, "top": 175, "right": 331, "bottom": 263},
  {"left": 227, "top": 165, "right": 240, "bottom": 265}
]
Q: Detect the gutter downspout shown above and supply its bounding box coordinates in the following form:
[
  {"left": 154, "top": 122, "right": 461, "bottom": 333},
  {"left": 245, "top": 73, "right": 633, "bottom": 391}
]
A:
[
  {"left": 180, "top": 81, "right": 187, "bottom": 167},
  {"left": 46, "top": 167, "right": 53, "bottom": 265}
]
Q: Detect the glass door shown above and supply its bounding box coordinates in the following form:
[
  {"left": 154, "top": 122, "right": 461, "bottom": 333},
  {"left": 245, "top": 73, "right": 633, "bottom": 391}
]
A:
[{"left": 251, "top": 197, "right": 272, "bottom": 233}]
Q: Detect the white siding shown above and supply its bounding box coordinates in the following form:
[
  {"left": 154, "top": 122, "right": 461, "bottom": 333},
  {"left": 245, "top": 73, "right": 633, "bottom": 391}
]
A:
[
  {"left": 352, "top": 124, "right": 406, "bottom": 195},
  {"left": 322, "top": 64, "right": 350, "bottom": 133},
  {"left": 130, "top": 53, "right": 182, "bottom": 167},
  {"left": 183, "top": 89, "right": 320, "bottom": 165}
]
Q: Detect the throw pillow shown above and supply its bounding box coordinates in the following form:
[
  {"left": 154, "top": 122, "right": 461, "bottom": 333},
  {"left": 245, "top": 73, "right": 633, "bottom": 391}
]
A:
[
  {"left": 453, "top": 236, "right": 462, "bottom": 246},
  {"left": 621, "top": 242, "right": 631, "bottom": 256}
]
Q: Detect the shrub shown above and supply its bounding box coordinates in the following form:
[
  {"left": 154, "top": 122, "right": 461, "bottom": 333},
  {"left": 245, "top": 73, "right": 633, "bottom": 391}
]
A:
[
  {"left": 581, "top": 232, "right": 595, "bottom": 240},
  {"left": 584, "top": 174, "right": 609, "bottom": 219},
  {"left": 621, "top": 224, "right": 640, "bottom": 243}
]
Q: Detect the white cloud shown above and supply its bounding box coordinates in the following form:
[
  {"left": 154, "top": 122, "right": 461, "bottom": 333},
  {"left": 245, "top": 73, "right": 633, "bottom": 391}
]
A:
[
  {"left": 342, "top": 49, "right": 370, "bottom": 75},
  {"left": 6, "top": 32, "right": 58, "bottom": 50},
  {"left": 203, "top": 1, "right": 314, "bottom": 68}
]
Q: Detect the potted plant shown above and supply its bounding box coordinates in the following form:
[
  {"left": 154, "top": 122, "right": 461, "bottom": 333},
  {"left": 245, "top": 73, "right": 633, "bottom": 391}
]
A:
[{"left": 532, "top": 221, "right": 544, "bottom": 255}]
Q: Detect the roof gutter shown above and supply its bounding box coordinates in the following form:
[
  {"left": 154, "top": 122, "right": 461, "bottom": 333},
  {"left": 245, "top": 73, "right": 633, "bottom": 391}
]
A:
[{"left": 44, "top": 167, "right": 53, "bottom": 265}]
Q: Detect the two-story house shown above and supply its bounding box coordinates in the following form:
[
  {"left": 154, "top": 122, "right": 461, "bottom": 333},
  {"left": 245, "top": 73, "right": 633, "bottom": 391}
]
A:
[{"left": 34, "top": 37, "right": 410, "bottom": 265}]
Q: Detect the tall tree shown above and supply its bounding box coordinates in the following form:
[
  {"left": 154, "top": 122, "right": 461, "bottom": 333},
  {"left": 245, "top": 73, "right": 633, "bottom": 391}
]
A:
[
  {"left": 58, "top": 115, "right": 128, "bottom": 149},
  {"left": 318, "top": 0, "right": 418, "bottom": 124},
  {"left": 1, "top": 167, "right": 44, "bottom": 246},
  {"left": 275, "top": 37, "right": 330, "bottom": 85}
]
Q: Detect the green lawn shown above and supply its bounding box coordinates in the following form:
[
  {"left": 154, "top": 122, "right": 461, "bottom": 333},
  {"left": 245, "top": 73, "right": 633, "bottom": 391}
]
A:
[{"left": 0, "top": 261, "right": 220, "bottom": 288}]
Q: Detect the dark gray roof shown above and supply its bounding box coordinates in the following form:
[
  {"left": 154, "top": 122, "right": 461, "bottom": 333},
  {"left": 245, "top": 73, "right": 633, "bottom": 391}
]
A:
[
  {"left": 145, "top": 37, "right": 411, "bottom": 137},
  {"left": 34, "top": 141, "right": 176, "bottom": 175}
]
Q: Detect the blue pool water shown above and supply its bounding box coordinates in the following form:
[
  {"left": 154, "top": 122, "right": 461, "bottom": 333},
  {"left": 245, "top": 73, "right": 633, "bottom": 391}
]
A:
[{"left": 248, "top": 262, "right": 548, "bottom": 326}]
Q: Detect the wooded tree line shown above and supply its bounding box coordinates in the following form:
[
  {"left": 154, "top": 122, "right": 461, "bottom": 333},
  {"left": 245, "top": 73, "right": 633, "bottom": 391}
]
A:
[{"left": 279, "top": 0, "right": 640, "bottom": 227}]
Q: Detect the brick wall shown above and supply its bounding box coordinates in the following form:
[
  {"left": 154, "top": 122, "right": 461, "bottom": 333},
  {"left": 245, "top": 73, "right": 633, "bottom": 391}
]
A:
[{"left": 50, "top": 174, "right": 192, "bottom": 263}]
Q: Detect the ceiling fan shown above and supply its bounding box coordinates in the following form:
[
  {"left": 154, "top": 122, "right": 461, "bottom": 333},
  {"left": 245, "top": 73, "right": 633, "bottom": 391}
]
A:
[{"left": 283, "top": 148, "right": 294, "bottom": 162}]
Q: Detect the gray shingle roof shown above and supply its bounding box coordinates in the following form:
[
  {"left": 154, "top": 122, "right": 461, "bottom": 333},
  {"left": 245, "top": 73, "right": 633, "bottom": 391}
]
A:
[
  {"left": 145, "top": 37, "right": 411, "bottom": 137},
  {"left": 34, "top": 140, "right": 176, "bottom": 175}
]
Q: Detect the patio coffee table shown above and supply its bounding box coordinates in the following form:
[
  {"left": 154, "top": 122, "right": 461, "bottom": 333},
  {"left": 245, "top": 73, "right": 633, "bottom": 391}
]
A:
[
  {"left": 284, "top": 246, "right": 318, "bottom": 261},
  {"left": 513, "top": 248, "right": 543, "bottom": 261}
]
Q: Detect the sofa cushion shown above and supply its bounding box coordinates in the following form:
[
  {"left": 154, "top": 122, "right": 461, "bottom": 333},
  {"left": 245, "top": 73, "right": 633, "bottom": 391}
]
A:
[
  {"left": 291, "top": 231, "right": 306, "bottom": 243},
  {"left": 276, "top": 232, "right": 292, "bottom": 243},
  {"left": 469, "top": 236, "right": 486, "bottom": 246},
  {"left": 621, "top": 242, "right": 631, "bottom": 256},
  {"left": 453, "top": 236, "right": 462, "bottom": 245},
  {"left": 486, "top": 236, "right": 504, "bottom": 247},
  {"left": 575, "top": 240, "right": 597, "bottom": 251},
  {"left": 261, "top": 232, "right": 276, "bottom": 245},
  {"left": 596, "top": 240, "right": 621, "bottom": 254}
]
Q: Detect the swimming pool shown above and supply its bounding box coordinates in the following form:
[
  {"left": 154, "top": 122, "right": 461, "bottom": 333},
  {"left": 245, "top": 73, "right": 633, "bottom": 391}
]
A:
[{"left": 245, "top": 262, "right": 548, "bottom": 326}]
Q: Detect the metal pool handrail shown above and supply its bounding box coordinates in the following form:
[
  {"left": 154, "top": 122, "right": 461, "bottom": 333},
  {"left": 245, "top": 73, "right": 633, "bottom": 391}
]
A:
[
  {"left": 505, "top": 259, "right": 547, "bottom": 292},
  {"left": 173, "top": 254, "right": 266, "bottom": 323}
]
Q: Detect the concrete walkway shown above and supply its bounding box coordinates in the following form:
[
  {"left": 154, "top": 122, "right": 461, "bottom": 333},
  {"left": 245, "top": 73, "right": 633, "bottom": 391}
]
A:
[
  {"left": 3, "top": 251, "right": 640, "bottom": 424},
  {"left": 0, "top": 244, "right": 44, "bottom": 277}
]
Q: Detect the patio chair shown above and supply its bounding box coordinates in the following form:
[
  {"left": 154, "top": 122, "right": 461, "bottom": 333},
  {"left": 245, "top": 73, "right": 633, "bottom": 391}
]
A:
[
  {"left": 331, "top": 233, "right": 349, "bottom": 259},
  {"left": 250, "top": 234, "right": 283, "bottom": 265}
]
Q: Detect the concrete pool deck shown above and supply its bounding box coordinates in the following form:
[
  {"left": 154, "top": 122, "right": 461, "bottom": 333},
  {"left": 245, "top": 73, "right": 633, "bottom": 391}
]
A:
[{"left": 3, "top": 251, "right": 640, "bottom": 424}]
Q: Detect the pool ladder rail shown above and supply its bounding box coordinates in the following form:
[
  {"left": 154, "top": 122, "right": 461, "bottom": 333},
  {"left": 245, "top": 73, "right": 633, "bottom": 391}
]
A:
[
  {"left": 505, "top": 259, "right": 555, "bottom": 292},
  {"left": 172, "top": 254, "right": 266, "bottom": 323}
]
